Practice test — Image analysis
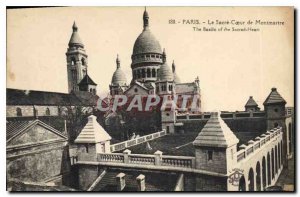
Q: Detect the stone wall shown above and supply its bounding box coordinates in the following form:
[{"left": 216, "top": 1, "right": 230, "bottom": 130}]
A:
[
  {"left": 7, "top": 105, "right": 59, "bottom": 117},
  {"left": 195, "top": 147, "right": 227, "bottom": 174},
  {"left": 195, "top": 174, "right": 227, "bottom": 191},
  {"left": 77, "top": 164, "right": 100, "bottom": 190},
  {"left": 7, "top": 142, "right": 70, "bottom": 182},
  {"left": 7, "top": 105, "right": 34, "bottom": 117}
]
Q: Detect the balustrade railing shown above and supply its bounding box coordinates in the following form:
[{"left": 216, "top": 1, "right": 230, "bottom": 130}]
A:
[
  {"left": 236, "top": 127, "right": 282, "bottom": 163},
  {"left": 97, "top": 153, "right": 124, "bottom": 163},
  {"left": 110, "top": 130, "right": 166, "bottom": 152},
  {"left": 95, "top": 151, "right": 195, "bottom": 169},
  {"left": 129, "top": 154, "right": 155, "bottom": 165},
  {"left": 162, "top": 155, "right": 195, "bottom": 168}
]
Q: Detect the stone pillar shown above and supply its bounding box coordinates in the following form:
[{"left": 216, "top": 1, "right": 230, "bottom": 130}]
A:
[
  {"left": 136, "top": 174, "right": 146, "bottom": 191},
  {"left": 154, "top": 150, "right": 163, "bottom": 166},
  {"left": 123, "top": 149, "right": 131, "bottom": 164},
  {"left": 116, "top": 173, "right": 126, "bottom": 191}
]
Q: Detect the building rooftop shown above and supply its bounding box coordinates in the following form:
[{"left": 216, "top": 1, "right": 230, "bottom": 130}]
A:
[
  {"left": 7, "top": 88, "right": 82, "bottom": 106},
  {"left": 118, "top": 132, "right": 198, "bottom": 156},
  {"left": 245, "top": 96, "right": 258, "bottom": 107},
  {"left": 78, "top": 74, "right": 97, "bottom": 86},
  {"left": 263, "top": 87, "right": 286, "bottom": 105},
  {"left": 193, "top": 112, "right": 239, "bottom": 148},
  {"left": 75, "top": 115, "right": 111, "bottom": 143}
]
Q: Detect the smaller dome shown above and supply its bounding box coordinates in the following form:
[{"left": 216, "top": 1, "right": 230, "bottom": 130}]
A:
[
  {"left": 112, "top": 69, "right": 127, "bottom": 86},
  {"left": 157, "top": 62, "right": 173, "bottom": 81},
  {"left": 111, "top": 55, "right": 127, "bottom": 86}
]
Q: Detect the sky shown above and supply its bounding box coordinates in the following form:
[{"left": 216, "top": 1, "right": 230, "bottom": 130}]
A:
[{"left": 7, "top": 7, "right": 294, "bottom": 111}]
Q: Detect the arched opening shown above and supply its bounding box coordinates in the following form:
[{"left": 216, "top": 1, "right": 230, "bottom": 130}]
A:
[
  {"left": 45, "top": 107, "right": 50, "bottom": 116},
  {"left": 81, "top": 58, "right": 86, "bottom": 66},
  {"left": 256, "top": 161, "right": 261, "bottom": 191},
  {"left": 248, "top": 168, "right": 254, "bottom": 191},
  {"left": 262, "top": 156, "right": 267, "bottom": 189},
  {"left": 267, "top": 153, "right": 271, "bottom": 185},
  {"left": 71, "top": 57, "right": 76, "bottom": 66},
  {"left": 288, "top": 123, "right": 292, "bottom": 154},
  {"left": 271, "top": 148, "right": 275, "bottom": 179},
  {"left": 16, "top": 107, "right": 22, "bottom": 117},
  {"left": 152, "top": 68, "right": 156, "bottom": 77},
  {"left": 239, "top": 175, "right": 246, "bottom": 191},
  {"left": 137, "top": 70, "right": 141, "bottom": 79},
  {"left": 90, "top": 88, "right": 92, "bottom": 92},
  {"left": 142, "top": 69, "right": 145, "bottom": 78},
  {"left": 275, "top": 145, "right": 278, "bottom": 174},
  {"left": 274, "top": 122, "right": 279, "bottom": 128},
  {"left": 93, "top": 89, "right": 96, "bottom": 95},
  {"left": 147, "top": 69, "right": 151, "bottom": 78}
]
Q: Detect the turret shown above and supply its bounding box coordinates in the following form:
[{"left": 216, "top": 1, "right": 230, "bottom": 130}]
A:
[{"left": 193, "top": 112, "right": 239, "bottom": 174}]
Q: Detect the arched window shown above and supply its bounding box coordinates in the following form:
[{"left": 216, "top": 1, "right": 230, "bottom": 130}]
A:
[
  {"left": 90, "top": 88, "right": 92, "bottom": 92},
  {"left": 16, "top": 107, "right": 22, "bottom": 117},
  {"left": 46, "top": 107, "right": 50, "bottom": 116},
  {"left": 274, "top": 122, "right": 279, "bottom": 128},
  {"left": 142, "top": 69, "right": 146, "bottom": 78},
  {"left": 93, "top": 89, "right": 96, "bottom": 95},
  {"left": 72, "top": 69, "right": 77, "bottom": 90},
  {"left": 137, "top": 70, "right": 141, "bottom": 79},
  {"left": 152, "top": 69, "right": 156, "bottom": 77},
  {"left": 82, "top": 69, "right": 86, "bottom": 76},
  {"left": 81, "top": 58, "right": 86, "bottom": 65},
  {"left": 147, "top": 69, "right": 151, "bottom": 78},
  {"left": 71, "top": 57, "right": 76, "bottom": 66}
]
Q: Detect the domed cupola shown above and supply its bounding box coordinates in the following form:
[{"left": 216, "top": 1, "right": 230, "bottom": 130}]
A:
[
  {"left": 157, "top": 50, "right": 173, "bottom": 82},
  {"left": 111, "top": 55, "right": 127, "bottom": 86},
  {"left": 131, "top": 8, "right": 164, "bottom": 84},
  {"left": 155, "top": 49, "right": 175, "bottom": 96},
  {"left": 68, "top": 21, "right": 84, "bottom": 48},
  {"left": 172, "top": 60, "right": 181, "bottom": 84}
]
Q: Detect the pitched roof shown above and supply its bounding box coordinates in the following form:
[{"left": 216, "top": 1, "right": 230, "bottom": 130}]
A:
[
  {"left": 6, "top": 119, "right": 67, "bottom": 142},
  {"left": 78, "top": 74, "right": 97, "bottom": 86},
  {"left": 72, "top": 91, "right": 99, "bottom": 106},
  {"left": 245, "top": 96, "right": 258, "bottom": 107},
  {"left": 263, "top": 88, "right": 286, "bottom": 105},
  {"left": 75, "top": 115, "right": 111, "bottom": 143},
  {"left": 7, "top": 88, "right": 82, "bottom": 106},
  {"left": 175, "top": 83, "right": 197, "bottom": 94},
  {"left": 193, "top": 112, "right": 239, "bottom": 148}
]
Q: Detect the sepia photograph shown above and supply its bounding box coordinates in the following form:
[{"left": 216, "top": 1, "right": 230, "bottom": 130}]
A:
[{"left": 6, "top": 6, "right": 294, "bottom": 192}]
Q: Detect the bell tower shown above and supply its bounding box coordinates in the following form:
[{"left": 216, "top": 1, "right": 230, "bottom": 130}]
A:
[{"left": 66, "top": 21, "right": 88, "bottom": 93}]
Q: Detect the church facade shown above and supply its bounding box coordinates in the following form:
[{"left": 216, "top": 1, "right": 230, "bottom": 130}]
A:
[{"left": 107, "top": 9, "right": 201, "bottom": 134}]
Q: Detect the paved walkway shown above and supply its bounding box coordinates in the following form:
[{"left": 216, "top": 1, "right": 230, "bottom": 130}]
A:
[{"left": 275, "top": 157, "right": 295, "bottom": 191}]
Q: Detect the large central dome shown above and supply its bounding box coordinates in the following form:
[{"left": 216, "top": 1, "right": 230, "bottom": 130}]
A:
[
  {"left": 133, "top": 29, "right": 162, "bottom": 55},
  {"left": 132, "top": 9, "right": 162, "bottom": 56}
]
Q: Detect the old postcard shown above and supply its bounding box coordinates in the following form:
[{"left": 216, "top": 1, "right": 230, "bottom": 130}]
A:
[{"left": 6, "top": 6, "right": 294, "bottom": 192}]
